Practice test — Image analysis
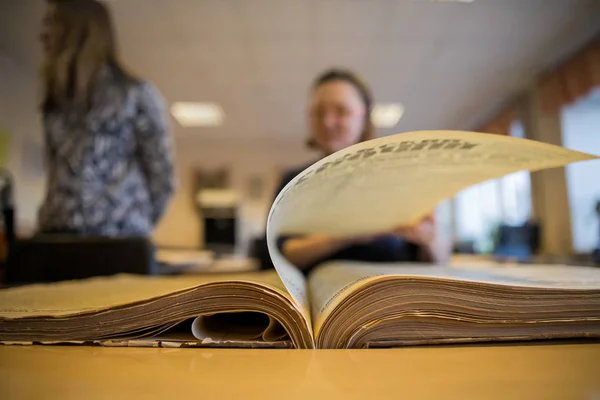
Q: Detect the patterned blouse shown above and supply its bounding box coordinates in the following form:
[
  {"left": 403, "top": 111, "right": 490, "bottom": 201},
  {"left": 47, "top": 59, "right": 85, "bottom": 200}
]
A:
[{"left": 38, "top": 67, "right": 175, "bottom": 237}]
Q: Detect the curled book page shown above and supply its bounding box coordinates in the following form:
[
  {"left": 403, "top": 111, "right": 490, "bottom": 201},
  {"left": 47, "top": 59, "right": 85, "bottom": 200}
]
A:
[{"left": 266, "top": 130, "right": 597, "bottom": 308}]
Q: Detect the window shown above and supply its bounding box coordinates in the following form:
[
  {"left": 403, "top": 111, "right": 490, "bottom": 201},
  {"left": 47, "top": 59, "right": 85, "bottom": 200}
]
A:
[
  {"left": 453, "top": 121, "right": 532, "bottom": 252},
  {"left": 497, "top": 122, "right": 532, "bottom": 226},
  {"left": 561, "top": 88, "right": 600, "bottom": 254}
]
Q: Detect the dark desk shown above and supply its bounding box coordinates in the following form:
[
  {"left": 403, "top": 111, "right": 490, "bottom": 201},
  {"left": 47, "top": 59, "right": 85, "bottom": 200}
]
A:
[{"left": 4, "top": 236, "right": 155, "bottom": 285}]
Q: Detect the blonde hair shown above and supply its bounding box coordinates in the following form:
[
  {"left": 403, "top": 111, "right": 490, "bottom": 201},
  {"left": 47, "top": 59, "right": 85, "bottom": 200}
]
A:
[{"left": 41, "top": 0, "right": 135, "bottom": 112}]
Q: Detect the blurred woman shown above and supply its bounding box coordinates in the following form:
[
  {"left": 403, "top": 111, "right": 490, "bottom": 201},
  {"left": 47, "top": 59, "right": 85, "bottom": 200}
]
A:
[
  {"left": 274, "top": 69, "right": 450, "bottom": 273},
  {"left": 38, "top": 0, "right": 175, "bottom": 237}
]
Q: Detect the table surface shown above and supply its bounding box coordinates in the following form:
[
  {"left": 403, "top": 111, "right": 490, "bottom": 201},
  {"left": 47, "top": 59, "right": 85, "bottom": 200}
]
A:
[{"left": 1, "top": 342, "right": 599, "bottom": 399}]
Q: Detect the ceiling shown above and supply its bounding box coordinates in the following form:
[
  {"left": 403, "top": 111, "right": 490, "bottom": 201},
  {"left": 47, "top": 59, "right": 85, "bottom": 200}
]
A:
[{"left": 1, "top": 0, "right": 600, "bottom": 145}]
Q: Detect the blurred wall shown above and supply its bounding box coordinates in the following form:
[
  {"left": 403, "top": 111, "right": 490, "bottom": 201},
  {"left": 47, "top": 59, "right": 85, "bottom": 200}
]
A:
[
  {"left": 154, "top": 138, "right": 314, "bottom": 251},
  {"left": 0, "top": 52, "right": 45, "bottom": 235}
]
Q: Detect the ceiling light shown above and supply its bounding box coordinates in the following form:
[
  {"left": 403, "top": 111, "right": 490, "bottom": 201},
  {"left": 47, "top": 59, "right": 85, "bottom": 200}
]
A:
[
  {"left": 197, "top": 189, "right": 239, "bottom": 208},
  {"left": 412, "top": 0, "right": 474, "bottom": 2},
  {"left": 171, "top": 102, "right": 224, "bottom": 127},
  {"left": 371, "top": 103, "right": 405, "bottom": 128}
]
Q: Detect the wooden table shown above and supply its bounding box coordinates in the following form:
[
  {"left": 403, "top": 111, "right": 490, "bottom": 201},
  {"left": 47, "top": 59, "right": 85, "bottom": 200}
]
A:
[{"left": 1, "top": 342, "right": 599, "bottom": 399}]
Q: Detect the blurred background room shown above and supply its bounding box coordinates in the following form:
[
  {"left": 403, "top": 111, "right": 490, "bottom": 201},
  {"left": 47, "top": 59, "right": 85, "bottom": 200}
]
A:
[{"left": 0, "top": 0, "right": 599, "bottom": 281}]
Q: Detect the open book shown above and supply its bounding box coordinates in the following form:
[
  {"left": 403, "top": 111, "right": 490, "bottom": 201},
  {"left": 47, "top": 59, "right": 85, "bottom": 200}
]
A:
[{"left": 1, "top": 131, "right": 599, "bottom": 349}]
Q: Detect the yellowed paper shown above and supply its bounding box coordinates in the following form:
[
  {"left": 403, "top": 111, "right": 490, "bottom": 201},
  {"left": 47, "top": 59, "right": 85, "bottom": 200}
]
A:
[
  {"left": 0, "top": 270, "right": 289, "bottom": 319},
  {"left": 308, "top": 263, "right": 379, "bottom": 336},
  {"left": 273, "top": 131, "right": 595, "bottom": 236},
  {"left": 266, "top": 130, "right": 597, "bottom": 307},
  {"left": 265, "top": 238, "right": 313, "bottom": 333},
  {"left": 451, "top": 263, "right": 600, "bottom": 288},
  {"left": 309, "top": 261, "right": 600, "bottom": 338},
  {"left": 308, "top": 263, "right": 459, "bottom": 336},
  {"left": 0, "top": 269, "right": 316, "bottom": 348}
]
